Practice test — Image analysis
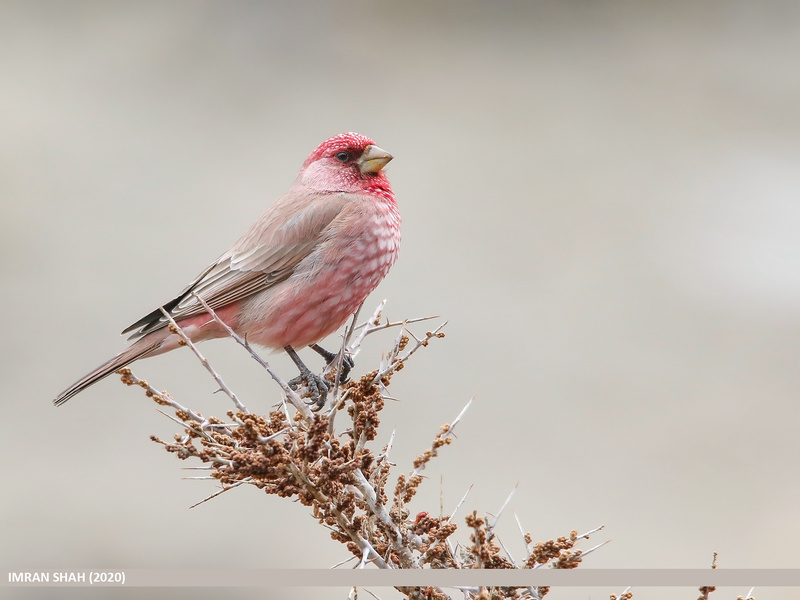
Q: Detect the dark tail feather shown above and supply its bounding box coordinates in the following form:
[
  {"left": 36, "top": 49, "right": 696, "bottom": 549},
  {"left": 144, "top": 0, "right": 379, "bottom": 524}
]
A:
[{"left": 54, "top": 341, "right": 159, "bottom": 406}]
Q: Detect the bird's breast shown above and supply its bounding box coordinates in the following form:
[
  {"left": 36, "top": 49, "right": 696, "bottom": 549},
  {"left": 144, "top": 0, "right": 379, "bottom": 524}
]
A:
[{"left": 237, "top": 198, "right": 400, "bottom": 349}]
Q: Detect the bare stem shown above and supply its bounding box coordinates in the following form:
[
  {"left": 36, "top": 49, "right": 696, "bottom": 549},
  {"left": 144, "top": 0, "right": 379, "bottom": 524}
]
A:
[
  {"left": 190, "top": 292, "right": 312, "bottom": 420},
  {"left": 158, "top": 307, "right": 248, "bottom": 413}
]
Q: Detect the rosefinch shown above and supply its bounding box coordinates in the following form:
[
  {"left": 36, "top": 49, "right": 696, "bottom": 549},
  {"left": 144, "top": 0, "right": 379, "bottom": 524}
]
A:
[{"left": 54, "top": 132, "right": 400, "bottom": 407}]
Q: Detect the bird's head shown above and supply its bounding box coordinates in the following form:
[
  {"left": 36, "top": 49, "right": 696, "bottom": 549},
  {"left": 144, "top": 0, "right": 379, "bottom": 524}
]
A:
[{"left": 300, "top": 132, "right": 393, "bottom": 195}]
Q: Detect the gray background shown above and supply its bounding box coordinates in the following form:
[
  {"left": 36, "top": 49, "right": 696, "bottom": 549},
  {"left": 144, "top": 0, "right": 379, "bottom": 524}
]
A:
[{"left": 2, "top": 1, "right": 800, "bottom": 599}]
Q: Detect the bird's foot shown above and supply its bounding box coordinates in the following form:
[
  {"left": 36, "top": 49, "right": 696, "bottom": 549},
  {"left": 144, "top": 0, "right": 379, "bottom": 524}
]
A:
[
  {"left": 288, "top": 371, "right": 329, "bottom": 412},
  {"left": 309, "top": 343, "right": 355, "bottom": 384},
  {"left": 285, "top": 345, "right": 329, "bottom": 411}
]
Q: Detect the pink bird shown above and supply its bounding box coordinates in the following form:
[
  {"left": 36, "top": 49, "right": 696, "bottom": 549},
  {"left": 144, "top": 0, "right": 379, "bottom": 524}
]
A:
[{"left": 54, "top": 132, "right": 400, "bottom": 408}]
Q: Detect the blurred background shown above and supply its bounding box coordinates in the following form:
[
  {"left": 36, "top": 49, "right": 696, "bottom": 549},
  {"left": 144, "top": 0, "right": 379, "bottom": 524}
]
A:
[{"left": 2, "top": 1, "right": 800, "bottom": 599}]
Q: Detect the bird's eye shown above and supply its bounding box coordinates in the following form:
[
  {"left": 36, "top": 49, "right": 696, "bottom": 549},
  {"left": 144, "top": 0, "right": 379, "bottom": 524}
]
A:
[{"left": 335, "top": 151, "right": 350, "bottom": 162}]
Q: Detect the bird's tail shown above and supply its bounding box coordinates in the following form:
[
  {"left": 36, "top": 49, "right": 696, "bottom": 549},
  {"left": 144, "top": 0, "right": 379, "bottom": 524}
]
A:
[{"left": 53, "top": 339, "right": 161, "bottom": 406}]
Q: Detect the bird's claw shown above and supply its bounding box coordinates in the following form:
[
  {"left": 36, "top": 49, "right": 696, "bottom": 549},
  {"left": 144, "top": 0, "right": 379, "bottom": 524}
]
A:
[
  {"left": 309, "top": 343, "right": 355, "bottom": 384},
  {"left": 334, "top": 353, "right": 354, "bottom": 384},
  {"left": 288, "top": 372, "right": 329, "bottom": 411},
  {"left": 285, "top": 344, "right": 353, "bottom": 412}
]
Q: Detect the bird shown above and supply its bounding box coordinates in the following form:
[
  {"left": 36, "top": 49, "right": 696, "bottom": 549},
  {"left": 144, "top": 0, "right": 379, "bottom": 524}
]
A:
[{"left": 54, "top": 132, "right": 400, "bottom": 408}]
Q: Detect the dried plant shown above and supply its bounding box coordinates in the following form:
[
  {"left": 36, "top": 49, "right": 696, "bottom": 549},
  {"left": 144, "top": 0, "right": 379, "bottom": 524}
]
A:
[
  {"left": 695, "top": 554, "right": 755, "bottom": 600},
  {"left": 116, "top": 300, "right": 604, "bottom": 598},
  {"left": 116, "top": 299, "right": 753, "bottom": 600}
]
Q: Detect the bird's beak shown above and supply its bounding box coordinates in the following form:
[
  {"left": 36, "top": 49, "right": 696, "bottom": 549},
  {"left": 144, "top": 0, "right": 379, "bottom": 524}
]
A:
[{"left": 357, "top": 145, "right": 393, "bottom": 175}]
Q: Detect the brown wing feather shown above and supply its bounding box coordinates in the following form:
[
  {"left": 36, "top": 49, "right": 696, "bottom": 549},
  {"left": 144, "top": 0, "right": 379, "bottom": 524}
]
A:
[{"left": 122, "top": 190, "right": 351, "bottom": 340}]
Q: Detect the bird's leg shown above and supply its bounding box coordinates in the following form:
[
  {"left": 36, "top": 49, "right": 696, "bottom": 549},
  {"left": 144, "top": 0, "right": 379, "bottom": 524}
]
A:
[
  {"left": 285, "top": 345, "right": 329, "bottom": 411},
  {"left": 309, "top": 343, "right": 354, "bottom": 384}
]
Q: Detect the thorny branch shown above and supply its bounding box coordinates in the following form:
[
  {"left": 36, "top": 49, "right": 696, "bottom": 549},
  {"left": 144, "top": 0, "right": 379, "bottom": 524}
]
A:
[
  {"left": 115, "top": 301, "right": 616, "bottom": 600},
  {"left": 190, "top": 292, "right": 312, "bottom": 419}
]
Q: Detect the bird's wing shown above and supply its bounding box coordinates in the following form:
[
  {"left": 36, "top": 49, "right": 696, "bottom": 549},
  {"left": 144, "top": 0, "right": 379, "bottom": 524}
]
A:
[{"left": 122, "top": 190, "right": 351, "bottom": 340}]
